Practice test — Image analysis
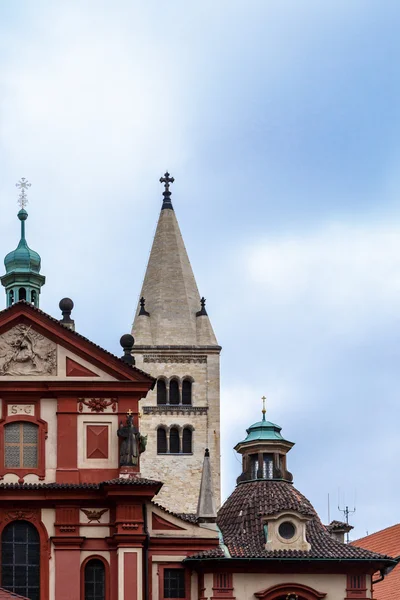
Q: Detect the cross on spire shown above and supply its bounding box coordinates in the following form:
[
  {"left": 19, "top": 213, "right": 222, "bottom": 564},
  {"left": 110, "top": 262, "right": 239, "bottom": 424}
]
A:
[
  {"left": 160, "top": 171, "right": 175, "bottom": 210},
  {"left": 261, "top": 396, "right": 266, "bottom": 420},
  {"left": 15, "top": 178, "right": 31, "bottom": 209}
]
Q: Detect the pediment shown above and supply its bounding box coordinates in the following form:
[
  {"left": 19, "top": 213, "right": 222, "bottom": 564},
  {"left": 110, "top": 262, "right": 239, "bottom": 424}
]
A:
[
  {"left": 148, "top": 504, "right": 218, "bottom": 540},
  {"left": 0, "top": 303, "right": 154, "bottom": 384}
]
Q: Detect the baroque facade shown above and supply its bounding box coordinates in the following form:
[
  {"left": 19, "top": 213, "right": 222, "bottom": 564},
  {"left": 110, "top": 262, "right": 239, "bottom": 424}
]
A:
[{"left": 0, "top": 177, "right": 396, "bottom": 600}]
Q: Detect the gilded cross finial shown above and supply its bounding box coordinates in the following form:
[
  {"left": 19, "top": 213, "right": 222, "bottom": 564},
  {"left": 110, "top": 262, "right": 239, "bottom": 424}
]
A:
[
  {"left": 160, "top": 171, "right": 174, "bottom": 193},
  {"left": 15, "top": 178, "right": 31, "bottom": 209},
  {"left": 261, "top": 396, "right": 266, "bottom": 421}
]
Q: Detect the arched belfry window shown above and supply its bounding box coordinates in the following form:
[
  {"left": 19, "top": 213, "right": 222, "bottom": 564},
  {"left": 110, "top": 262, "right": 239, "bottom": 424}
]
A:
[
  {"left": 18, "top": 288, "right": 26, "bottom": 302},
  {"left": 182, "top": 428, "right": 192, "bottom": 454},
  {"left": 169, "top": 427, "right": 180, "bottom": 453},
  {"left": 182, "top": 379, "right": 192, "bottom": 405},
  {"left": 157, "top": 379, "right": 167, "bottom": 405},
  {"left": 169, "top": 380, "right": 180, "bottom": 405},
  {"left": 1, "top": 521, "right": 40, "bottom": 599},
  {"left": 157, "top": 428, "right": 167, "bottom": 454},
  {"left": 84, "top": 558, "right": 105, "bottom": 600}
]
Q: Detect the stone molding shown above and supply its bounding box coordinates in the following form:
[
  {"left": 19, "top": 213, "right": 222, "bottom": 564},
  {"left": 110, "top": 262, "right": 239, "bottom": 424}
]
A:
[
  {"left": 143, "top": 354, "right": 207, "bottom": 364},
  {"left": 143, "top": 406, "right": 208, "bottom": 415}
]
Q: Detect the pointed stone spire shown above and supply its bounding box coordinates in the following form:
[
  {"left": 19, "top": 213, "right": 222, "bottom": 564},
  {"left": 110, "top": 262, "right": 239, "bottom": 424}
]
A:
[
  {"left": 197, "top": 449, "right": 217, "bottom": 523},
  {"left": 132, "top": 174, "right": 218, "bottom": 346}
]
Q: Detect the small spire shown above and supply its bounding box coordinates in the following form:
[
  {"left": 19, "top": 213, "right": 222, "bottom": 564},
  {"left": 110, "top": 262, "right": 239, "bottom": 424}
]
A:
[
  {"left": 159, "top": 171, "right": 175, "bottom": 210},
  {"left": 261, "top": 396, "right": 266, "bottom": 421},
  {"left": 196, "top": 296, "right": 208, "bottom": 317},
  {"left": 59, "top": 298, "right": 75, "bottom": 331},
  {"left": 16, "top": 178, "right": 31, "bottom": 209},
  {"left": 138, "top": 296, "right": 150, "bottom": 316},
  {"left": 197, "top": 448, "right": 217, "bottom": 523}
]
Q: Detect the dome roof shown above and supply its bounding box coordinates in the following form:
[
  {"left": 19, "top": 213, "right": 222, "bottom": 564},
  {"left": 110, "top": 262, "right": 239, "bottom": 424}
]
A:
[
  {"left": 237, "top": 415, "right": 291, "bottom": 445},
  {"left": 4, "top": 210, "right": 41, "bottom": 274}
]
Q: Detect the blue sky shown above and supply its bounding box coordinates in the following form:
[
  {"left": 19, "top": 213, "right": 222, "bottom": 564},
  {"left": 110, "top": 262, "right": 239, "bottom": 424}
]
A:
[{"left": 1, "top": 1, "right": 400, "bottom": 539}]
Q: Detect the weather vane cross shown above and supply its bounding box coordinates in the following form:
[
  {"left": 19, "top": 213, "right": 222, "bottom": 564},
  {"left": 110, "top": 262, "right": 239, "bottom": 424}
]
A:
[
  {"left": 15, "top": 178, "right": 31, "bottom": 209},
  {"left": 160, "top": 171, "right": 174, "bottom": 193},
  {"left": 262, "top": 396, "right": 267, "bottom": 417}
]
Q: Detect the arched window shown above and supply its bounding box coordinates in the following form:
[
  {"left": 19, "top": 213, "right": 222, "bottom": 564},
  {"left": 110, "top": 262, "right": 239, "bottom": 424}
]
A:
[
  {"left": 18, "top": 288, "right": 26, "bottom": 302},
  {"left": 182, "top": 379, "right": 192, "bottom": 405},
  {"left": 4, "top": 422, "right": 38, "bottom": 469},
  {"left": 182, "top": 428, "right": 192, "bottom": 454},
  {"left": 8, "top": 291, "right": 14, "bottom": 306},
  {"left": 169, "top": 380, "right": 180, "bottom": 405},
  {"left": 2, "top": 521, "right": 40, "bottom": 599},
  {"left": 84, "top": 558, "right": 105, "bottom": 600},
  {"left": 157, "top": 428, "right": 167, "bottom": 454},
  {"left": 157, "top": 379, "right": 167, "bottom": 405},
  {"left": 169, "top": 427, "right": 180, "bottom": 453},
  {"left": 31, "top": 290, "right": 37, "bottom": 305}
]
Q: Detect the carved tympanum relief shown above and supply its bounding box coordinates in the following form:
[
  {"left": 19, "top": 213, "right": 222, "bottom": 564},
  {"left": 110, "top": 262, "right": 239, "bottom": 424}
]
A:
[{"left": 0, "top": 325, "right": 57, "bottom": 376}]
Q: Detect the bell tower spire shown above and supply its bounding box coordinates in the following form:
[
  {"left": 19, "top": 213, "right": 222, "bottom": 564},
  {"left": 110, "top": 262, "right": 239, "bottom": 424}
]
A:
[
  {"left": 131, "top": 173, "right": 221, "bottom": 514},
  {"left": 1, "top": 179, "right": 45, "bottom": 307}
]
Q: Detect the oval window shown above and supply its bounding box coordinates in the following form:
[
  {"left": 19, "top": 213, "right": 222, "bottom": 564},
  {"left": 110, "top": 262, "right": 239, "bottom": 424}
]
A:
[{"left": 278, "top": 521, "right": 296, "bottom": 540}]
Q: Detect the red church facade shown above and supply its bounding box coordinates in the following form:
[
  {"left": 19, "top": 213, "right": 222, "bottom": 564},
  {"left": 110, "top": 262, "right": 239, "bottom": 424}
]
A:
[{"left": 0, "top": 301, "right": 218, "bottom": 600}]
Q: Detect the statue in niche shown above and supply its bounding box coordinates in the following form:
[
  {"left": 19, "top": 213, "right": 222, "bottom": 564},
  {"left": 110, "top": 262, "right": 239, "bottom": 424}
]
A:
[
  {"left": 117, "top": 410, "right": 147, "bottom": 467},
  {"left": 0, "top": 325, "right": 57, "bottom": 376}
]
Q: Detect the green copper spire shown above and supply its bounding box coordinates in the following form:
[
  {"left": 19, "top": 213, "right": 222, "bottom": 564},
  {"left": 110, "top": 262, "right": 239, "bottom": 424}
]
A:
[{"left": 1, "top": 179, "right": 45, "bottom": 307}]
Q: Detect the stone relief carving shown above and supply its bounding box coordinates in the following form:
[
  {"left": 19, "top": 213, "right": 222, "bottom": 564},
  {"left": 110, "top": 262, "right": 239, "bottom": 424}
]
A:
[{"left": 0, "top": 325, "right": 57, "bottom": 376}]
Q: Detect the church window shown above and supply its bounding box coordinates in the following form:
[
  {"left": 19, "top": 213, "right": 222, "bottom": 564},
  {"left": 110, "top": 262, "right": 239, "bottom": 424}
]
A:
[
  {"left": 182, "top": 428, "right": 192, "bottom": 454},
  {"left": 157, "top": 428, "right": 167, "bottom": 454},
  {"left": 9, "top": 290, "right": 14, "bottom": 306},
  {"left": 169, "top": 380, "right": 180, "bottom": 405},
  {"left": 250, "top": 455, "right": 259, "bottom": 479},
  {"left": 262, "top": 454, "right": 274, "bottom": 479},
  {"left": 169, "top": 427, "right": 180, "bottom": 453},
  {"left": 84, "top": 559, "right": 105, "bottom": 600},
  {"left": 1, "top": 520, "right": 40, "bottom": 599},
  {"left": 163, "top": 568, "right": 185, "bottom": 598},
  {"left": 18, "top": 288, "right": 26, "bottom": 302},
  {"left": 157, "top": 379, "right": 167, "bottom": 405},
  {"left": 4, "top": 423, "right": 38, "bottom": 469},
  {"left": 182, "top": 379, "right": 192, "bottom": 405},
  {"left": 31, "top": 290, "right": 37, "bottom": 304}
]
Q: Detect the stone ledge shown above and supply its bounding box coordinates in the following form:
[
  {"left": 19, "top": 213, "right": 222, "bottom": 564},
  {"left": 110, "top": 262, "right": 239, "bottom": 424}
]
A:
[{"left": 143, "top": 406, "right": 208, "bottom": 415}]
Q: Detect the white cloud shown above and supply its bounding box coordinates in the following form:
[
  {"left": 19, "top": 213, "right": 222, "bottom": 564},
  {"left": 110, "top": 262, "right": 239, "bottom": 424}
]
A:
[{"left": 245, "top": 221, "right": 400, "bottom": 333}]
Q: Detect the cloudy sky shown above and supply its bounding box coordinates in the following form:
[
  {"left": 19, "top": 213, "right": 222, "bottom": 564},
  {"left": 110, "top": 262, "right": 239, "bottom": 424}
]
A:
[{"left": 1, "top": 1, "right": 400, "bottom": 539}]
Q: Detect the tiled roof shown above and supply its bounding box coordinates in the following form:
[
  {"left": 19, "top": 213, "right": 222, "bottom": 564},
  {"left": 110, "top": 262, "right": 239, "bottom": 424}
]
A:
[
  {"left": 152, "top": 501, "right": 198, "bottom": 524},
  {"left": 326, "top": 520, "right": 353, "bottom": 532},
  {"left": 186, "top": 481, "right": 395, "bottom": 563},
  {"left": 351, "top": 523, "right": 400, "bottom": 600},
  {"left": 0, "top": 588, "right": 29, "bottom": 599},
  {"left": 0, "top": 477, "right": 162, "bottom": 490},
  {"left": 0, "top": 301, "right": 155, "bottom": 383}
]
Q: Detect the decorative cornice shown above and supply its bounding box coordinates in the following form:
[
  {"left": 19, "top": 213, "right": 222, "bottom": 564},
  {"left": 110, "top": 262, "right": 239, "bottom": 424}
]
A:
[
  {"left": 143, "top": 355, "right": 207, "bottom": 364},
  {"left": 143, "top": 406, "right": 208, "bottom": 416}
]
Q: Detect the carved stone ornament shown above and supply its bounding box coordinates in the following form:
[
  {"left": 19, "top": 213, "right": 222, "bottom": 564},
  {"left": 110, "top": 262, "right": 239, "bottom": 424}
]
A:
[
  {"left": 81, "top": 508, "right": 108, "bottom": 523},
  {"left": 0, "top": 325, "right": 57, "bottom": 376},
  {"left": 4, "top": 510, "right": 36, "bottom": 522},
  {"left": 78, "top": 398, "right": 117, "bottom": 413}
]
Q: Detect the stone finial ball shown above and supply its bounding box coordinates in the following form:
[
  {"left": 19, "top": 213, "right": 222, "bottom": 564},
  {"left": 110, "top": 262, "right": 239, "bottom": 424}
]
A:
[
  {"left": 59, "top": 298, "right": 74, "bottom": 312},
  {"left": 120, "top": 334, "right": 134, "bottom": 349}
]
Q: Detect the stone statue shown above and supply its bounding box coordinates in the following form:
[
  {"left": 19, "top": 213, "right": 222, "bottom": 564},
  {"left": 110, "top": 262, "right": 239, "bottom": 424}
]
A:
[{"left": 117, "top": 412, "right": 147, "bottom": 467}]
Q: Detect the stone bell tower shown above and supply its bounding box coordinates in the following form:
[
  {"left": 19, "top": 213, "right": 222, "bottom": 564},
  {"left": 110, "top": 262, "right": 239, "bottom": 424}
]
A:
[{"left": 131, "top": 173, "right": 221, "bottom": 514}]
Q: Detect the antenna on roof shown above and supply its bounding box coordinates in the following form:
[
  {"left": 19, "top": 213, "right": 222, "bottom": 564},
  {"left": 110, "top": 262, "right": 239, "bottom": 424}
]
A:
[{"left": 338, "top": 501, "right": 356, "bottom": 543}]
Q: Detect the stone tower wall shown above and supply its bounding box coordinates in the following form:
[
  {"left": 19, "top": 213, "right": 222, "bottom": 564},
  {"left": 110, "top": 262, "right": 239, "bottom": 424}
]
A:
[{"left": 135, "top": 349, "right": 221, "bottom": 514}]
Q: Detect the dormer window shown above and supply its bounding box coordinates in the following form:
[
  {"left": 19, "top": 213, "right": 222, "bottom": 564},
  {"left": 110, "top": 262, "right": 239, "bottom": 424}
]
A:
[{"left": 263, "top": 511, "right": 311, "bottom": 552}]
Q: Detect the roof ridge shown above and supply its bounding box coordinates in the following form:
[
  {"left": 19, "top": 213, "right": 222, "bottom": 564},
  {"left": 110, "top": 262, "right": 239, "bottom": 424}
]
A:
[
  {"left": 0, "top": 301, "right": 154, "bottom": 382},
  {"left": 351, "top": 522, "right": 400, "bottom": 544}
]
